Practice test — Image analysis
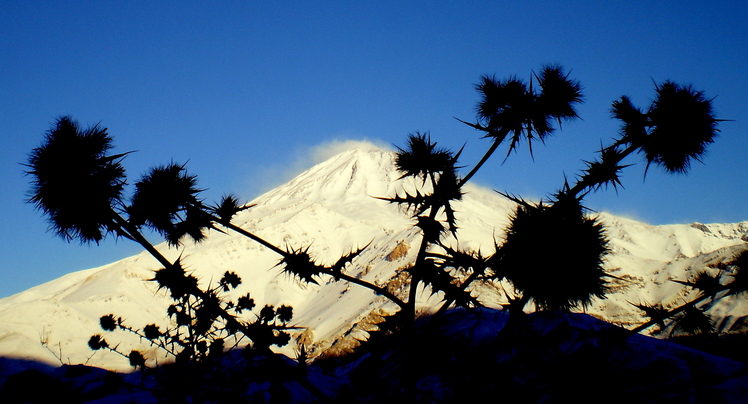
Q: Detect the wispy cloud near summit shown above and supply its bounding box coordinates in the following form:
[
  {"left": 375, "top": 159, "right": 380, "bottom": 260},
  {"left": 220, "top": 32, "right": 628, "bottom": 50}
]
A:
[{"left": 250, "top": 138, "right": 393, "bottom": 198}]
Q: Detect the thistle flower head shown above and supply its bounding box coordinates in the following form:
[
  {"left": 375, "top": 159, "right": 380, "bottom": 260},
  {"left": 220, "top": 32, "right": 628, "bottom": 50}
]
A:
[{"left": 26, "top": 116, "right": 128, "bottom": 243}]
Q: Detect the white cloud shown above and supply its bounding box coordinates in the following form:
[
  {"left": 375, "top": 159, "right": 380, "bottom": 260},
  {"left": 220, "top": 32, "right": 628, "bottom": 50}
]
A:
[{"left": 309, "top": 138, "right": 392, "bottom": 164}]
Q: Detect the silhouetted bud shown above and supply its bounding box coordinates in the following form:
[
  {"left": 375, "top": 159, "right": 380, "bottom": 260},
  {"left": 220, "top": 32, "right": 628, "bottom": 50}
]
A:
[
  {"left": 276, "top": 305, "right": 293, "bottom": 323},
  {"left": 275, "top": 331, "right": 291, "bottom": 347},
  {"left": 643, "top": 81, "right": 719, "bottom": 174},
  {"left": 128, "top": 163, "right": 209, "bottom": 247},
  {"left": 220, "top": 271, "right": 242, "bottom": 291},
  {"left": 395, "top": 132, "right": 458, "bottom": 181},
  {"left": 260, "top": 305, "right": 275, "bottom": 322},
  {"left": 88, "top": 335, "right": 108, "bottom": 350},
  {"left": 212, "top": 194, "right": 253, "bottom": 225},
  {"left": 236, "top": 294, "right": 255, "bottom": 313},
  {"left": 497, "top": 197, "right": 609, "bottom": 311},
  {"left": 143, "top": 324, "right": 162, "bottom": 340},
  {"left": 128, "top": 350, "right": 146, "bottom": 368},
  {"left": 167, "top": 304, "right": 179, "bottom": 317},
  {"left": 99, "top": 314, "right": 117, "bottom": 331}
]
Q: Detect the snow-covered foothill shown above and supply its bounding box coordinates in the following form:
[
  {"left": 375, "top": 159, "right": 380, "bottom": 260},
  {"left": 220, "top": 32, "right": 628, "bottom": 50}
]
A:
[{"left": 0, "top": 145, "right": 746, "bottom": 382}]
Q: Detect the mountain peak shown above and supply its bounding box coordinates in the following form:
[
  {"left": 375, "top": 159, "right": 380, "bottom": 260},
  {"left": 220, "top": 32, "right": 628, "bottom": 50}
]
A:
[
  {"left": 1, "top": 144, "right": 747, "bottom": 377},
  {"left": 254, "top": 145, "right": 398, "bottom": 207}
]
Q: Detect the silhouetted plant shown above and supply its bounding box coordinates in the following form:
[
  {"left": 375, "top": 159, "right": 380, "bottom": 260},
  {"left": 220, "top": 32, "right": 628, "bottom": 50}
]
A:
[
  {"left": 92, "top": 271, "right": 295, "bottom": 366},
  {"left": 26, "top": 65, "right": 732, "bottom": 401},
  {"left": 630, "top": 249, "right": 748, "bottom": 336},
  {"left": 466, "top": 72, "right": 722, "bottom": 313},
  {"left": 25, "top": 116, "right": 328, "bottom": 401},
  {"left": 368, "top": 67, "right": 725, "bottom": 326}
]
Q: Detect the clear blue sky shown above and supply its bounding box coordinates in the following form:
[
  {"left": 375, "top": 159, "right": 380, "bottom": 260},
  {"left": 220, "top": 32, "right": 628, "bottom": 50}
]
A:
[{"left": 1, "top": 1, "right": 747, "bottom": 298}]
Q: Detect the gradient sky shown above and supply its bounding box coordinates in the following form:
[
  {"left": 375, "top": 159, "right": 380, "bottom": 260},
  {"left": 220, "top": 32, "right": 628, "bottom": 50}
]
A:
[{"left": 1, "top": 1, "right": 747, "bottom": 299}]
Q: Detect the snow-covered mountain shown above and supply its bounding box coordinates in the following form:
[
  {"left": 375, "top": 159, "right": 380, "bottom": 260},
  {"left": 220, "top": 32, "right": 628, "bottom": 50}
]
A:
[{"left": 1, "top": 144, "right": 747, "bottom": 375}]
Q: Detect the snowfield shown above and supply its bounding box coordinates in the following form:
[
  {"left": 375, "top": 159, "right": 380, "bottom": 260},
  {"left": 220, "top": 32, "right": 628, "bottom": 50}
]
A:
[{"left": 1, "top": 145, "right": 747, "bottom": 387}]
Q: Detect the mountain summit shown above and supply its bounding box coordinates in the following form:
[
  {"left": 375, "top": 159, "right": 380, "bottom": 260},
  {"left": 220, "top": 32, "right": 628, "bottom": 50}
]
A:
[{"left": 1, "top": 146, "right": 747, "bottom": 375}]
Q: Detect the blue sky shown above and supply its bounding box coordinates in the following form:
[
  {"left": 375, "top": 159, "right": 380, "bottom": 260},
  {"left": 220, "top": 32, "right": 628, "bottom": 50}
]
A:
[{"left": 1, "top": 1, "right": 747, "bottom": 298}]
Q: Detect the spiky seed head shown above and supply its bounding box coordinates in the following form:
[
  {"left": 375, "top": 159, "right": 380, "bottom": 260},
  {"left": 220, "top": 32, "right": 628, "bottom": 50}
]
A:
[
  {"left": 26, "top": 116, "right": 127, "bottom": 243},
  {"left": 220, "top": 271, "right": 242, "bottom": 291},
  {"left": 150, "top": 260, "right": 199, "bottom": 299},
  {"left": 475, "top": 66, "right": 582, "bottom": 158},
  {"left": 260, "top": 305, "right": 276, "bottom": 323},
  {"left": 99, "top": 314, "right": 118, "bottom": 331},
  {"left": 279, "top": 247, "right": 325, "bottom": 284},
  {"left": 128, "top": 350, "right": 146, "bottom": 368},
  {"left": 128, "top": 163, "right": 210, "bottom": 246},
  {"left": 143, "top": 324, "right": 162, "bottom": 340},
  {"left": 395, "top": 132, "right": 458, "bottom": 181},
  {"left": 496, "top": 197, "right": 610, "bottom": 311},
  {"left": 88, "top": 335, "right": 109, "bottom": 350},
  {"left": 276, "top": 305, "right": 293, "bottom": 323},
  {"left": 212, "top": 194, "right": 252, "bottom": 225},
  {"left": 536, "top": 65, "right": 584, "bottom": 122},
  {"left": 642, "top": 81, "right": 719, "bottom": 174},
  {"left": 236, "top": 294, "right": 255, "bottom": 313}
]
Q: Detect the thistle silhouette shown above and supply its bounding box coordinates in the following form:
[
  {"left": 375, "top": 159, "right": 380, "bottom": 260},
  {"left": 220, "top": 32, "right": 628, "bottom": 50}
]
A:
[
  {"left": 25, "top": 116, "right": 328, "bottom": 401},
  {"left": 25, "top": 65, "right": 735, "bottom": 401},
  {"left": 26, "top": 116, "right": 128, "bottom": 243}
]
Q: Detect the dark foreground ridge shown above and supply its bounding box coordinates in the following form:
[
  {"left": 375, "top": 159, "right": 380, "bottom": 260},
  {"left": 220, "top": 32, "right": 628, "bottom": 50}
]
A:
[{"left": 2, "top": 309, "right": 747, "bottom": 403}]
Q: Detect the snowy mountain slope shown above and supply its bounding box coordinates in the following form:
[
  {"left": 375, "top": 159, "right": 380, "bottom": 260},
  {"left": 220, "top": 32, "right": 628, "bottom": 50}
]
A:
[{"left": 1, "top": 144, "right": 747, "bottom": 374}]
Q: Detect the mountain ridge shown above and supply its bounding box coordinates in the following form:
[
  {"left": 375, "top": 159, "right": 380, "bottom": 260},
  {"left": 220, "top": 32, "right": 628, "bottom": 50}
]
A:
[{"left": 1, "top": 145, "right": 747, "bottom": 374}]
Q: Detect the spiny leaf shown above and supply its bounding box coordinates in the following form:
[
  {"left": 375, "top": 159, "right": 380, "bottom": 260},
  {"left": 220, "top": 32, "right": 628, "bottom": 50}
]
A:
[
  {"left": 419, "top": 259, "right": 478, "bottom": 308},
  {"left": 279, "top": 247, "right": 325, "bottom": 285},
  {"left": 672, "top": 270, "right": 724, "bottom": 298},
  {"left": 431, "top": 246, "right": 490, "bottom": 277},
  {"left": 674, "top": 306, "right": 714, "bottom": 335},
  {"left": 211, "top": 194, "right": 254, "bottom": 225},
  {"left": 330, "top": 243, "right": 370, "bottom": 276},
  {"left": 377, "top": 189, "right": 431, "bottom": 215},
  {"left": 579, "top": 146, "right": 631, "bottom": 192},
  {"left": 395, "top": 132, "right": 459, "bottom": 181},
  {"left": 631, "top": 302, "right": 669, "bottom": 333}
]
